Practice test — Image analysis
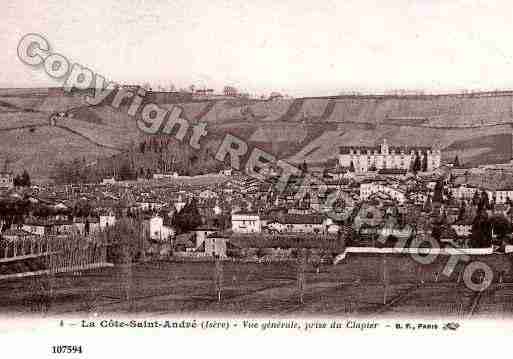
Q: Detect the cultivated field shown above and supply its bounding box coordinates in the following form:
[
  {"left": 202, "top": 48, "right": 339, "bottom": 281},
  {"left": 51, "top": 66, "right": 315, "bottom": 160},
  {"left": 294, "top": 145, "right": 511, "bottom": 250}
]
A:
[{"left": 1, "top": 253, "right": 512, "bottom": 318}]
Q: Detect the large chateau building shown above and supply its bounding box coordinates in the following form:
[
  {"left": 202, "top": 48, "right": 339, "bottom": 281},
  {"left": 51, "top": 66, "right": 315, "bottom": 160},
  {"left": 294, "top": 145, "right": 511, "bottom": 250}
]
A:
[{"left": 339, "top": 139, "right": 441, "bottom": 172}]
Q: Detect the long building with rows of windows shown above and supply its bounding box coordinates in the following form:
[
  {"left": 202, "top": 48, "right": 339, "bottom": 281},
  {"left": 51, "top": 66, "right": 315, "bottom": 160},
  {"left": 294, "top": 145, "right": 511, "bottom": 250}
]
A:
[{"left": 339, "top": 139, "right": 441, "bottom": 172}]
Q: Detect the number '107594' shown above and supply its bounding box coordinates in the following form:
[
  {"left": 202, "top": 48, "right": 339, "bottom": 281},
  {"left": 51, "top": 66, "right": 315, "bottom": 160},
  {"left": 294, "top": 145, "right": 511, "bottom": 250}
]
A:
[{"left": 51, "top": 345, "right": 83, "bottom": 354}]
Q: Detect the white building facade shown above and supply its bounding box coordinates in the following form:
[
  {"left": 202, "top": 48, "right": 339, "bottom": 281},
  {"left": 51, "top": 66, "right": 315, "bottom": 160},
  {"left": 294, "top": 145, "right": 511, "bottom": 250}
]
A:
[
  {"left": 149, "top": 216, "right": 175, "bottom": 241},
  {"left": 231, "top": 212, "right": 261, "bottom": 233},
  {"left": 99, "top": 214, "right": 116, "bottom": 230},
  {"left": 339, "top": 139, "right": 441, "bottom": 172}
]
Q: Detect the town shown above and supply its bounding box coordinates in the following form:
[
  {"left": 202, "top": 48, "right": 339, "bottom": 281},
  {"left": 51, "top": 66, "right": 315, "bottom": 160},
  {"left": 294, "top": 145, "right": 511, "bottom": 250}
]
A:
[{"left": 1, "top": 138, "right": 512, "bottom": 270}]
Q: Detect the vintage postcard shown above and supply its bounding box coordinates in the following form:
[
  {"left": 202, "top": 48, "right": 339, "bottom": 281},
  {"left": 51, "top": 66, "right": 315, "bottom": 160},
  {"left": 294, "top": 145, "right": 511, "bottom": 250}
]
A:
[{"left": 0, "top": 0, "right": 512, "bottom": 357}]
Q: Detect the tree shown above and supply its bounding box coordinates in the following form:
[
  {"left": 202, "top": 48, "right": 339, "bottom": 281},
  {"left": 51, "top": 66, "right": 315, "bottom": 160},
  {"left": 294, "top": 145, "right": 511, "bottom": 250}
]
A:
[
  {"left": 457, "top": 201, "right": 466, "bottom": 221},
  {"left": 412, "top": 152, "right": 421, "bottom": 174},
  {"left": 423, "top": 194, "right": 432, "bottom": 213},
  {"left": 470, "top": 210, "right": 492, "bottom": 248},
  {"left": 172, "top": 198, "right": 202, "bottom": 233},
  {"left": 409, "top": 157, "right": 415, "bottom": 173},
  {"left": 479, "top": 190, "right": 490, "bottom": 211},
  {"left": 431, "top": 224, "right": 442, "bottom": 242},
  {"left": 119, "top": 162, "right": 134, "bottom": 181},
  {"left": 300, "top": 161, "right": 308, "bottom": 175},
  {"left": 73, "top": 200, "right": 92, "bottom": 218},
  {"left": 433, "top": 179, "right": 444, "bottom": 203},
  {"left": 453, "top": 155, "right": 460, "bottom": 168},
  {"left": 14, "top": 170, "right": 31, "bottom": 187},
  {"left": 0, "top": 197, "right": 30, "bottom": 229},
  {"left": 472, "top": 190, "right": 480, "bottom": 206},
  {"left": 349, "top": 161, "right": 355, "bottom": 172},
  {"left": 13, "top": 174, "right": 21, "bottom": 187},
  {"left": 489, "top": 214, "right": 512, "bottom": 244},
  {"left": 421, "top": 152, "right": 428, "bottom": 172},
  {"left": 445, "top": 188, "right": 453, "bottom": 204},
  {"left": 22, "top": 170, "right": 29, "bottom": 187},
  {"left": 490, "top": 193, "right": 496, "bottom": 210}
]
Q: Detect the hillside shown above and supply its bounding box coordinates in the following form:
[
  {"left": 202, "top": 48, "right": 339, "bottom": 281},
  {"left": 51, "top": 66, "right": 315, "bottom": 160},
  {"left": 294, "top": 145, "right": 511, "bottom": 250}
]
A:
[{"left": 0, "top": 89, "right": 512, "bottom": 181}]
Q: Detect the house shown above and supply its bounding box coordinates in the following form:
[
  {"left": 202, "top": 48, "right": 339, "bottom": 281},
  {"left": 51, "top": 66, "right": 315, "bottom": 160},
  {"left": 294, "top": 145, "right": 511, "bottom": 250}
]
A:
[
  {"left": 102, "top": 177, "right": 116, "bottom": 185},
  {"left": 21, "top": 219, "right": 74, "bottom": 236},
  {"left": 494, "top": 188, "right": 513, "bottom": 204},
  {"left": 73, "top": 217, "right": 100, "bottom": 235},
  {"left": 51, "top": 220, "right": 74, "bottom": 235},
  {"left": 199, "top": 189, "right": 218, "bottom": 199},
  {"left": 266, "top": 214, "right": 326, "bottom": 234},
  {"left": 196, "top": 233, "right": 227, "bottom": 258},
  {"left": 173, "top": 233, "right": 196, "bottom": 252},
  {"left": 0, "top": 172, "right": 14, "bottom": 190},
  {"left": 407, "top": 192, "right": 428, "bottom": 205},
  {"left": 440, "top": 226, "right": 459, "bottom": 245},
  {"left": 194, "top": 88, "right": 214, "bottom": 97},
  {"left": 174, "top": 201, "right": 186, "bottom": 213},
  {"left": 153, "top": 172, "right": 179, "bottom": 179},
  {"left": 360, "top": 182, "right": 406, "bottom": 204},
  {"left": 378, "top": 224, "right": 413, "bottom": 242},
  {"left": 458, "top": 184, "right": 479, "bottom": 199},
  {"left": 450, "top": 184, "right": 478, "bottom": 200},
  {"left": 194, "top": 226, "right": 218, "bottom": 249},
  {"left": 327, "top": 224, "right": 341, "bottom": 234},
  {"left": 213, "top": 203, "right": 222, "bottom": 215},
  {"left": 223, "top": 86, "right": 238, "bottom": 97},
  {"left": 149, "top": 215, "right": 175, "bottom": 241},
  {"left": 231, "top": 212, "right": 261, "bottom": 233},
  {"left": 220, "top": 169, "right": 233, "bottom": 176},
  {"left": 99, "top": 213, "right": 116, "bottom": 230},
  {"left": 22, "top": 221, "right": 51, "bottom": 236},
  {"left": 268, "top": 92, "right": 283, "bottom": 101},
  {"left": 137, "top": 199, "right": 165, "bottom": 211},
  {"left": 451, "top": 220, "right": 472, "bottom": 237}
]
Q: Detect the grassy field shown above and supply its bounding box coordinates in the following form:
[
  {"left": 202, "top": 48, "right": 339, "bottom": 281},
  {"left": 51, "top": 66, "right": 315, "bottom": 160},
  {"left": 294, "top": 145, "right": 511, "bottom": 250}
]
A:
[{"left": 1, "top": 253, "right": 513, "bottom": 318}]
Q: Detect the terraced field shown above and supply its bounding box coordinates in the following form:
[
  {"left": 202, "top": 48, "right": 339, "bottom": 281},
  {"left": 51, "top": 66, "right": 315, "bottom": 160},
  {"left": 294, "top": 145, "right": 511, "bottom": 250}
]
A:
[{"left": 1, "top": 90, "right": 512, "bottom": 180}]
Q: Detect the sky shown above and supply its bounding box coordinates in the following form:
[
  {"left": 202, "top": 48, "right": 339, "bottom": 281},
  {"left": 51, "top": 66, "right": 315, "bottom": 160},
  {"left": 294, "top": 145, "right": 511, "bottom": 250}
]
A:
[{"left": 2, "top": 0, "right": 513, "bottom": 97}]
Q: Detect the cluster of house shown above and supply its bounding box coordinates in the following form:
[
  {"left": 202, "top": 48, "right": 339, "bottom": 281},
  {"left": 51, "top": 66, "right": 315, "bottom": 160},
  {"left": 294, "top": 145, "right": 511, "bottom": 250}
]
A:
[
  {"left": 1, "top": 213, "right": 116, "bottom": 242},
  {"left": 0, "top": 173, "right": 270, "bottom": 258},
  {"left": 2, "top": 144, "right": 513, "bottom": 261},
  {"left": 450, "top": 184, "right": 513, "bottom": 204}
]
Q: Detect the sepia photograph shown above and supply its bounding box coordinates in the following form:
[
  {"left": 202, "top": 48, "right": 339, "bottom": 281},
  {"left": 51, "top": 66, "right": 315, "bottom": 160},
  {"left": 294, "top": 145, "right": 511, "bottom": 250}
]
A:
[{"left": 1, "top": 0, "right": 513, "bottom": 356}]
